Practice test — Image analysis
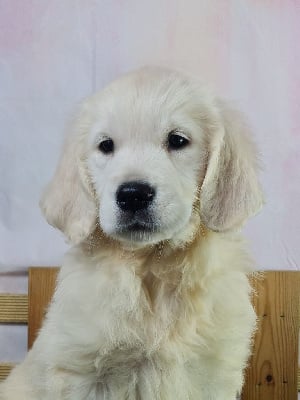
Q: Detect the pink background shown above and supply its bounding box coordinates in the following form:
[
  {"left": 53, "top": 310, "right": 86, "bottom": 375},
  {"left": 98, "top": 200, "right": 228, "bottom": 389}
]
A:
[{"left": 0, "top": 0, "right": 299, "bottom": 365}]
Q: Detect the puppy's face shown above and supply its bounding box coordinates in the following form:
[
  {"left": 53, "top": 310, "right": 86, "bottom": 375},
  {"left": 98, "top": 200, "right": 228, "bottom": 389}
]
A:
[
  {"left": 87, "top": 71, "right": 209, "bottom": 245},
  {"left": 41, "top": 67, "right": 263, "bottom": 247}
]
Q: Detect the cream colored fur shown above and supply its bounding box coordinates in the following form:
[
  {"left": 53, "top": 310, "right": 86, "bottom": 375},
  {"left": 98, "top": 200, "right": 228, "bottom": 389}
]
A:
[{"left": 0, "top": 67, "right": 263, "bottom": 400}]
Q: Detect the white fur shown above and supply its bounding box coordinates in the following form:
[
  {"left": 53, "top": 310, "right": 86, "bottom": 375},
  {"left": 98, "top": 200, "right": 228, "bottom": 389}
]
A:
[{"left": 0, "top": 67, "right": 263, "bottom": 400}]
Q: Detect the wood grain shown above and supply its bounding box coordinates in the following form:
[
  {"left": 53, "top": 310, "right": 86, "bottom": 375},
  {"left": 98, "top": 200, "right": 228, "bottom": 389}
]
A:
[
  {"left": 242, "top": 271, "right": 300, "bottom": 400},
  {"left": 28, "top": 267, "right": 59, "bottom": 349},
  {"left": 0, "top": 364, "right": 15, "bottom": 381},
  {"left": 0, "top": 294, "right": 28, "bottom": 323}
]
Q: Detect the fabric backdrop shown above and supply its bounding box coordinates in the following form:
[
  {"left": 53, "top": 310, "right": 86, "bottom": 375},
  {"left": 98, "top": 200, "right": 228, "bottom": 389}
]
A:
[{"left": 0, "top": 0, "right": 299, "bottom": 363}]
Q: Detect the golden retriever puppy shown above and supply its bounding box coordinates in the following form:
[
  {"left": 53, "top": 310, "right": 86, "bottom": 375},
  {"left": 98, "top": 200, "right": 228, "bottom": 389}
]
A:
[{"left": 0, "top": 67, "right": 263, "bottom": 400}]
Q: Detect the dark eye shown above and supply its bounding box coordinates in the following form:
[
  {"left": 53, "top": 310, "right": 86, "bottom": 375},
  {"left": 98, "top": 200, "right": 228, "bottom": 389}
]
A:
[
  {"left": 167, "top": 131, "right": 190, "bottom": 150},
  {"left": 98, "top": 138, "right": 114, "bottom": 154}
]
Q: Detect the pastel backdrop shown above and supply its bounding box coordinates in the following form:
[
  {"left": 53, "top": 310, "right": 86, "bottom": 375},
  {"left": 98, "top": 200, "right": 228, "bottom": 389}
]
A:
[{"left": 0, "top": 0, "right": 299, "bottom": 365}]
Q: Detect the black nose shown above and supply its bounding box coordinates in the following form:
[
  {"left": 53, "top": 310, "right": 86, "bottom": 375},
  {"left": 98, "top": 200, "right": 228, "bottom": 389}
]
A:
[{"left": 116, "top": 181, "right": 155, "bottom": 212}]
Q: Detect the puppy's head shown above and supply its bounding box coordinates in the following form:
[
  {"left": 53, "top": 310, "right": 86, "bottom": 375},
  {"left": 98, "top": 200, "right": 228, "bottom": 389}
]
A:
[{"left": 40, "top": 67, "right": 263, "bottom": 247}]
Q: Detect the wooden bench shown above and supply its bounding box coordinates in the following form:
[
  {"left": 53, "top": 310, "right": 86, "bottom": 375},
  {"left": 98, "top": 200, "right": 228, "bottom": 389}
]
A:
[
  {"left": 0, "top": 268, "right": 58, "bottom": 380},
  {"left": 0, "top": 269, "right": 299, "bottom": 399}
]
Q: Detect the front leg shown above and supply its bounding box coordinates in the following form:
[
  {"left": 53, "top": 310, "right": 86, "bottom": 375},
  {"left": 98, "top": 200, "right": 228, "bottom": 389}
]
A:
[
  {"left": 0, "top": 358, "right": 40, "bottom": 400},
  {"left": 43, "top": 369, "right": 97, "bottom": 400},
  {"left": 195, "top": 362, "right": 244, "bottom": 400},
  {"left": 0, "top": 358, "right": 97, "bottom": 400}
]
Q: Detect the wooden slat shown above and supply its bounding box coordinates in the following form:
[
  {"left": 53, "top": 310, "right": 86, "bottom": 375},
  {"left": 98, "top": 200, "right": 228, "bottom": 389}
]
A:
[
  {"left": 0, "top": 294, "right": 28, "bottom": 323},
  {"left": 28, "top": 267, "right": 59, "bottom": 349},
  {"left": 242, "top": 271, "right": 300, "bottom": 400},
  {"left": 0, "top": 363, "right": 15, "bottom": 381}
]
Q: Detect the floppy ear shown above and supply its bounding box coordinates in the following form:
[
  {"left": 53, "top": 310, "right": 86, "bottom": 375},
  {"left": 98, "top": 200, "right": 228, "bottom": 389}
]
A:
[
  {"left": 200, "top": 101, "right": 264, "bottom": 231},
  {"left": 40, "top": 107, "right": 97, "bottom": 244}
]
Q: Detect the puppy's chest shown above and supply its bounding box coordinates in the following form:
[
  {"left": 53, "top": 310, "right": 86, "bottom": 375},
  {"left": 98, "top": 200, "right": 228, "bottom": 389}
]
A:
[
  {"left": 91, "top": 273, "right": 180, "bottom": 379},
  {"left": 51, "top": 259, "right": 184, "bottom": 381},
  {"left": 106, "top": 271, "right": 180, "bottom": 343},
  {"left": 65, "top": 265, "right": 181, "bottom": 351},
  {"left": 94, "top": 344, "right": 146, "bottom": 380}
]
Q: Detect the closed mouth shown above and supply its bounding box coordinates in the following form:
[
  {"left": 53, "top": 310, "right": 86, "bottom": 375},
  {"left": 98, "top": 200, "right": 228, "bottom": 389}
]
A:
[
  {"left": 118, "top": 221, "right": 156, "bottom": 233},
  {"left": 115, "top": 218, "right": 159, "bottom": 242},
  {"left": 117, "top": 209, "right": 157, "bottom": 236}
]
